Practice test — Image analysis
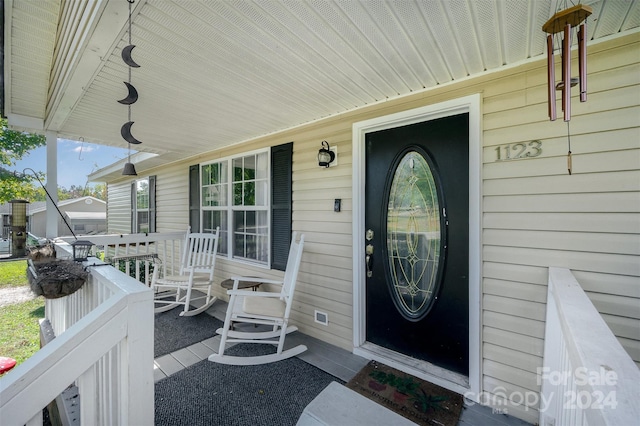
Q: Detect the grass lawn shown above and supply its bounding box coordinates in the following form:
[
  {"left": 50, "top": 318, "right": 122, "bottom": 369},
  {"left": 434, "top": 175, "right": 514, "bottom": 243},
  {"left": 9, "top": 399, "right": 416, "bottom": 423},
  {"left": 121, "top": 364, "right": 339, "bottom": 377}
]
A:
[
  {"left": 0, "top": 260, "right": 30, "bottom": 289},
  {"left": 0, "top": 260, "right": 44, "bottom": 366}
]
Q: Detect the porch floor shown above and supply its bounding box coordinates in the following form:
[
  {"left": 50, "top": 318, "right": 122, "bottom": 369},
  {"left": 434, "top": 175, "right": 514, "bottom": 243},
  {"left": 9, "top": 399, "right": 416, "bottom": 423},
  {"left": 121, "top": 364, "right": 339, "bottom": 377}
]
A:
[{"left": 153, "top": 300, "right": 531, "bottom": 426}]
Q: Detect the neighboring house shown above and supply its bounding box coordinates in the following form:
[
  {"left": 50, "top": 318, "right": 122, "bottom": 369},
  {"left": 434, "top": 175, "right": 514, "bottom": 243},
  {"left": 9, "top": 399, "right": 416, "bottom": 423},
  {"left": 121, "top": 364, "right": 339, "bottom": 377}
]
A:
[
  {"left": 28, "top": 197, "right": 107, "bottom": 238},
  {"left": 0, "top": 203, "right": 13, "bottom": 239},
  {"left": 4, "top": 1, "right": 639, "bottom": 423}
]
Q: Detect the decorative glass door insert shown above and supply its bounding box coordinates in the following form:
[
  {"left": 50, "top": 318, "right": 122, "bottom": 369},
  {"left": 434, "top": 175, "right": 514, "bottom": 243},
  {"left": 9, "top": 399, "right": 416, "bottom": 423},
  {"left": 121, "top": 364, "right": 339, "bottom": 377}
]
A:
[{"left": 386, "top": 150, "right": 446, "bottom": 321}]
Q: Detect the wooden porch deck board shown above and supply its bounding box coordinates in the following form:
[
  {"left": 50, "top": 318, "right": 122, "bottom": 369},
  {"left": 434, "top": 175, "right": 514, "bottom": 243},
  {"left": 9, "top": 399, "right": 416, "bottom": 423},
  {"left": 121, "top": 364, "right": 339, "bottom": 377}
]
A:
[{"left": 153, "top": 300, "right": 532, "bottom": 425}]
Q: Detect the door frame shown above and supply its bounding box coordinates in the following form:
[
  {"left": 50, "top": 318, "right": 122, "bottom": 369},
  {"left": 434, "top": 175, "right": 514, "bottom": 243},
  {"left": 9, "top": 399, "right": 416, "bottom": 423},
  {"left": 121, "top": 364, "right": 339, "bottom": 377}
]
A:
[{"left": 352, "top": 94, "right": 482, "bottom": 398}]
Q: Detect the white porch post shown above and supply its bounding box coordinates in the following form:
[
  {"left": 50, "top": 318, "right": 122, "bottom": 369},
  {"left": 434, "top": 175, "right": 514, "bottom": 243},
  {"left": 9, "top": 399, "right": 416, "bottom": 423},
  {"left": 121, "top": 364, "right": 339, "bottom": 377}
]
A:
[{"left": 45, "top": 131, "right": 59, "bottom": 239}]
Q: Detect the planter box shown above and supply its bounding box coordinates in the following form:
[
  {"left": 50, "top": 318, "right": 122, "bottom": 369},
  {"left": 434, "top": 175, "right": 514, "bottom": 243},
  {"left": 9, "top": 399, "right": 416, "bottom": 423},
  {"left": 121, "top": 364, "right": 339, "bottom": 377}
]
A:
[{"left": 27, "top": 259, "right": 88, "bottom": 299}]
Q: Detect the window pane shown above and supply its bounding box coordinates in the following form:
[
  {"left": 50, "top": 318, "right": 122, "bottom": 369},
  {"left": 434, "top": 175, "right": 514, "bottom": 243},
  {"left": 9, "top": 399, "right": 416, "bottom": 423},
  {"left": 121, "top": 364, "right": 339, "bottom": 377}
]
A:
[
  {"left": 202, "top": 164, "right": 212, "bottom": 186},
  {"left": 232, "top": 209, "right": 267, "bottom": 263},
  {"left": 234, "top": 211, "right": 245, "bottom": 233},
  {"left": 255, "top": 180, "right": 267, "bottom": 206},
  {"left": 202, "top": 184, "right": 227, "bottom": 207},
  {"left": 203, "top": 210, "right": 227, "bottom": 255},
  {"left": 233, "top": 158, "right": 243, "bottom": 181},
  {"left": 233, "top": 183, "right": 242, "bottom": 205},
  {"left": 244, "top": 182, "right": 255, "bottom": 205},
  {"left": 244, "top": 155, "right": 256, "bottom": 180},
  {"left": 256, "top": 152, "right": 268, "bottom": 179},
  {"left": 137, "top": 211, "right": 149, "bottom": 233},
  {"left": 136, "top": 179, "right": 149, "bottom": 209},
  {"left": 202, "top": 163, "right": 227, "bottom": 207}
]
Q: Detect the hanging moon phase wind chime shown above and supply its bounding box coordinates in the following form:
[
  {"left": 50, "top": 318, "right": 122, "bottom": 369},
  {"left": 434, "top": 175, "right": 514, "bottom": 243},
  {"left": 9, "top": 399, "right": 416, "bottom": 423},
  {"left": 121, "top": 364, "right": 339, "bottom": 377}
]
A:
[
  {"left": 121, "top": 44, "right": 141, "bottom": 68},
  {"left": 120, "top": 0, "right": 142, "bottom": 176},
  {"left": 543, "top": 3, "right": 592, "bottom": 175}
]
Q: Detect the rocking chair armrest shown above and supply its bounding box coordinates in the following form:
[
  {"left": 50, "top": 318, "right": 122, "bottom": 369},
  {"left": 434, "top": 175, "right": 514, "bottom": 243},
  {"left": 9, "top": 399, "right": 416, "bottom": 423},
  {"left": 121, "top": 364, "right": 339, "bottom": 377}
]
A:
[
  {"left": 226, "top": 290, "right": 282, "bottom": 298},
  {"left": 230, "top": 276, "right": 284, "bottom": 286}
]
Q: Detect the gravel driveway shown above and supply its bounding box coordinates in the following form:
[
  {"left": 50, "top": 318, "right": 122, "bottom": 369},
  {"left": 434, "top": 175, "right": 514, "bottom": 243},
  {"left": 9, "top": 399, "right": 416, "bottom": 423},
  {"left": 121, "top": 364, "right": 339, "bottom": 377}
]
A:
[{"left": 0, "top": 286, "right": 38, "bottom": 308}]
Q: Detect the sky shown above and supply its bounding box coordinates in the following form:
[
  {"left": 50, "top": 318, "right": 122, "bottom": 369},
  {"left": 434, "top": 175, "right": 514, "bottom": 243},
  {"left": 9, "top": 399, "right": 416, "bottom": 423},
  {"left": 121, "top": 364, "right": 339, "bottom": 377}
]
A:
[{"left": 13, "top": 139, "right": 131, "bottom": 189}]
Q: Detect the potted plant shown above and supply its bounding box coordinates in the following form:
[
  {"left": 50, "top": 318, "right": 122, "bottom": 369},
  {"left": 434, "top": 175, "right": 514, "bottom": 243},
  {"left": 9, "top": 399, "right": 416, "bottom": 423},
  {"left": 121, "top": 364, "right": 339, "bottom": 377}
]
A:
[
  {"left": 27, "top": 258, "right": 88, "bottom": 299},
  {"left": 411, "top": 389, "right": 448, "bottom": 413},
  {"left": 367, "top": 369, "right": 390, "bottom": 392}
]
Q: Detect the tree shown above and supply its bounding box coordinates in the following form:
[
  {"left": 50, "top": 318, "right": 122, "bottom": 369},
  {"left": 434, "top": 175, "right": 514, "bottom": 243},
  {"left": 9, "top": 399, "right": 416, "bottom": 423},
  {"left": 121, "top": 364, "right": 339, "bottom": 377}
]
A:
[{"left": 0, "top": 117, "right": 47, "bottom": 203}]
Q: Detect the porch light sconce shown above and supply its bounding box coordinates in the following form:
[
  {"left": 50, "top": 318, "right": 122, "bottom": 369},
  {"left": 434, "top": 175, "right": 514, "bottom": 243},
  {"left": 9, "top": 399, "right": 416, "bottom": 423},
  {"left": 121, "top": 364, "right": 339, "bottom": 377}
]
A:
[
  {"left": 318, "top": 141, "right": 335, "bottom": 168},
  {"left": 71, "top": 240, "right": 94, "bottom": 262}
]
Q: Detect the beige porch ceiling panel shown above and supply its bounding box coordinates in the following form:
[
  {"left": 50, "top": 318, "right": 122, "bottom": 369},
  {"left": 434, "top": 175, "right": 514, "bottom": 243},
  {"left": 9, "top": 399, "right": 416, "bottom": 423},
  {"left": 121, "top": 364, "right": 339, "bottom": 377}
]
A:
[
  {"left": 5, "top": 0, "right": 60, "bottom": 120},
  {"left": 6, "top": 0, "right": 640, "bottom": 168}
]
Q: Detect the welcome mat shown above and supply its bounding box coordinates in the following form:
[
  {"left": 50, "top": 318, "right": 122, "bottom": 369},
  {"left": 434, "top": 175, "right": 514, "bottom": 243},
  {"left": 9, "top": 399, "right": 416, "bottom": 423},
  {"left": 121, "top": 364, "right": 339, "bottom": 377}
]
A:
[
  {"left": 154, "top": 307, "right": 223, "bottom": 358},
  {"left": 346, "top": 360, "right": 463, "bottom": 426}
]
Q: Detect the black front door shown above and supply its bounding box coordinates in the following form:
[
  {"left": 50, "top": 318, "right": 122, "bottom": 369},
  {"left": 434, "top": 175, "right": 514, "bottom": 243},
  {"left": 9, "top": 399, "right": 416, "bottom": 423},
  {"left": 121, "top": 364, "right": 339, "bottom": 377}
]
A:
[{"left": 365, "top": 113, "right": 469, "bottom": 375}]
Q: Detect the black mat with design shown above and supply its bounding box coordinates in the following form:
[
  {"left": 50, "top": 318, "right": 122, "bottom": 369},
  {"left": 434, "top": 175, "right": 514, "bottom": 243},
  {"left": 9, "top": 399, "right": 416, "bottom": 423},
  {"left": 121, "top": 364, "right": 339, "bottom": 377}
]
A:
[{"left": 346, "top": 360, "right": 463, "bottom": 426}]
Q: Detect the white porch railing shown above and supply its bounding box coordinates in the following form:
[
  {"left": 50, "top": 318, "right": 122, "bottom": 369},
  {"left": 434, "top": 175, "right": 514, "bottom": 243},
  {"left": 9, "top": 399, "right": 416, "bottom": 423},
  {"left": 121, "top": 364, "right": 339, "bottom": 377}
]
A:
[
  {"left": 0, "top": 236, "right": 170, "bottom": 425},
  {"left": 58, "top": 230, "right": 187, "bottom": 285},
  {"left": 539, "top": 267, "right": 640, "bottom": 426}
]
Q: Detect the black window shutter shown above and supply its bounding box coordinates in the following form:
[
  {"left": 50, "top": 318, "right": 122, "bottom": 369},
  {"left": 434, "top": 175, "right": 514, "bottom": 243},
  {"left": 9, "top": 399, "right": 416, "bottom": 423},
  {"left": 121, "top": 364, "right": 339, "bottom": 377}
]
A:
[
  {"left": 148, "top": 175, "right": 156, "bottom": 232},
  {"left": 189, "top": 165, "right": 200, "bottom": 233},
  {"left": 271, "top": 142, "right": 293, "bottom": 271},
  {"left": 130, "top": 182, "right": 136, "bottom": 233}
]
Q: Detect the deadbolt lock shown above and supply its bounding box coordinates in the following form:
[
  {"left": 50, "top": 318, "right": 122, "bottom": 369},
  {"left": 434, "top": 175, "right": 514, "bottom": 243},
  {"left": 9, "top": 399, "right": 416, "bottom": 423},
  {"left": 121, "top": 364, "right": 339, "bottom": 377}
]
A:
[{"left": 366, "top": 229, "right": 374, "bottom": 241}]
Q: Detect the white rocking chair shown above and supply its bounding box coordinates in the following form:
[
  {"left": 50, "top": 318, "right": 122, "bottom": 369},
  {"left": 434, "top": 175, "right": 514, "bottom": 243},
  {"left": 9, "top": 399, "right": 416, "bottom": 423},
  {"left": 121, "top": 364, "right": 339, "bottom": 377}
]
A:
[
  {"left": 208, "top": 232, "right": 307, "bottom": 365},
  {"left": 151, "top": 228, "right": 219, "bottom": 316}
]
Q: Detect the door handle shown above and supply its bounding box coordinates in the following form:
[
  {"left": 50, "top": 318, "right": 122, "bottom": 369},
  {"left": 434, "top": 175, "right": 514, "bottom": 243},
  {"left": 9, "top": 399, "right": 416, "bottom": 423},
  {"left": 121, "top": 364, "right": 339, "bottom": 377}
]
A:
[{"left": 365, "top": 244, "right": 373, "bottom": 277}]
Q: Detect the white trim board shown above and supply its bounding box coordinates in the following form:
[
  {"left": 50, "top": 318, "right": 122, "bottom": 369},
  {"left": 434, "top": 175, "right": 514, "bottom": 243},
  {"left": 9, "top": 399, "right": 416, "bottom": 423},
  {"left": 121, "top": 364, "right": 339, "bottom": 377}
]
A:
[{"left": 351, "top": 94, "right": 482, "bottom": 398}]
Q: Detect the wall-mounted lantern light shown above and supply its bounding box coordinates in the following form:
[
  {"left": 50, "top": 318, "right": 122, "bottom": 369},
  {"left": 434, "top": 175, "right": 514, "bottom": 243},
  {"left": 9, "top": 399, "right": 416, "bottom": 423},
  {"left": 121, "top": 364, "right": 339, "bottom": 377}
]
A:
[
  {"left": 318, "top": 140, "right": 336, "bottom": 168},
  {"left": 71, "top": 240, "right": 94, "bottom": 262}
]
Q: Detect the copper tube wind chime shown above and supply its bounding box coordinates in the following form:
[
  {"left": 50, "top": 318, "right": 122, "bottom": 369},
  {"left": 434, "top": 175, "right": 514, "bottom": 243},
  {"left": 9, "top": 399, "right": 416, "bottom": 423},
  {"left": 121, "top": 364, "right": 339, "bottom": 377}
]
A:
[
  {"left": 119, "top": 0, "right": 142, "bottom": 176},
  {"left": 543, "top": 3, "right": 592, "bottom": 174}
]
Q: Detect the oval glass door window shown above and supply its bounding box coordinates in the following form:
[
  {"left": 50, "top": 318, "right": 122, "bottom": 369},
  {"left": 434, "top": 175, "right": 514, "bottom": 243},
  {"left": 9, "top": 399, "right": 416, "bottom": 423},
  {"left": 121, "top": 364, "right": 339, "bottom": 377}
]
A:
[{"left": 386, "top": 149, "right": 446, "bottom": 321}]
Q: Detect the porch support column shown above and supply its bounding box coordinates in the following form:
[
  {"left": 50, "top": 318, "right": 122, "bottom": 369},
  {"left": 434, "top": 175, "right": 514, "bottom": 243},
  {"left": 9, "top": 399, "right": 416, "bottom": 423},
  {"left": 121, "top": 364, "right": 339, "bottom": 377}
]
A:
[{"left": 45, "top": 131, "right": 59, "bottom": 239}]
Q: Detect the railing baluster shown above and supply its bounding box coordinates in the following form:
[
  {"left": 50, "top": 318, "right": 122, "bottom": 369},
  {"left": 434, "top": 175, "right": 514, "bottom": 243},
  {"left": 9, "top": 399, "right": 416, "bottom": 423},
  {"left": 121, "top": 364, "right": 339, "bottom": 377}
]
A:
[
  {"left": 0, "top": 232, "right": 186, "bottom": 425},
  {"left": 541, "top": 268, "right": 640, "bottom": 426}
]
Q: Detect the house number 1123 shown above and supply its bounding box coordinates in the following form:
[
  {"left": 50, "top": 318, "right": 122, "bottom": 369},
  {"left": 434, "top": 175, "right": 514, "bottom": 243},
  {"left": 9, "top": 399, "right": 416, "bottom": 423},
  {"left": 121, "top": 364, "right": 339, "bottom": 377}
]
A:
[{"left": 495, "top": 140, "right": 542, "bottom": 161}]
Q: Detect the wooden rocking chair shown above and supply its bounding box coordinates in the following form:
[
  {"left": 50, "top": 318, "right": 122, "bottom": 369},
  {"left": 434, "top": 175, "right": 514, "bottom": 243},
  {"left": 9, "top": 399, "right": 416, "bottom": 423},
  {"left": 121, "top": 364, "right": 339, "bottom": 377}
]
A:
[
  {"left": 151, "top": 228, "right": 219, "bottom": 316},
  {"left": 208, "top": 232, "right": 307, "bottom": 365}
]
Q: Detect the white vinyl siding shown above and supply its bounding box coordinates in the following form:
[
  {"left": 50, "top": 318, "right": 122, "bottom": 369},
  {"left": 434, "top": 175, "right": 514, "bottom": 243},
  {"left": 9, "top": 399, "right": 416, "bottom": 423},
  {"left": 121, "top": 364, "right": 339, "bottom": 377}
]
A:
[
  {"left": 106, "top": 183, "right": 132, "bottom": 234},
  {"left": 477, "top": 36, "right": 639, "bottom": 422},
  {"left": 155, "top": 167, "right": 190, "bottom": 233},
  {"left": 102, "top": 34, "right": 638, "bottom": 423}
]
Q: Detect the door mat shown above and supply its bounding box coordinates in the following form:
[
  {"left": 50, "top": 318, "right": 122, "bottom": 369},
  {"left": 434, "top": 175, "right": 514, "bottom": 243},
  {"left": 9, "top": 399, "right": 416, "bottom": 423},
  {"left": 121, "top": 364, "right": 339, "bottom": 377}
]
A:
[{"left": 346, "top": 360, "right": 463, "bottom": 426}]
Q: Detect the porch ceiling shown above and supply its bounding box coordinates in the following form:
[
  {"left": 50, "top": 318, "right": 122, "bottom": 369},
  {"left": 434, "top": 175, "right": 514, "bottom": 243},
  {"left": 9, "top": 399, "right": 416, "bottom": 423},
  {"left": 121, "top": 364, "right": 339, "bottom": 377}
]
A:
[{"left": 4, "top": 0, "right": 639, "bottom": 178}]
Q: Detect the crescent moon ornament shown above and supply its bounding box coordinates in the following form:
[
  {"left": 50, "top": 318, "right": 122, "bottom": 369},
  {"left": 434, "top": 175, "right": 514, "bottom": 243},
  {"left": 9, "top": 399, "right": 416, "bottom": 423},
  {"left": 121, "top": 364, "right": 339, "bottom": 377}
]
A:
[
  {"left": 121, "top": 121, "right": 142, "bottom": 144},
  {"left": 121, "top": 44, "right": 140, "bottom": 68},
  {"left": 117, "top": 81, "right": 138, "bottom": 105}
]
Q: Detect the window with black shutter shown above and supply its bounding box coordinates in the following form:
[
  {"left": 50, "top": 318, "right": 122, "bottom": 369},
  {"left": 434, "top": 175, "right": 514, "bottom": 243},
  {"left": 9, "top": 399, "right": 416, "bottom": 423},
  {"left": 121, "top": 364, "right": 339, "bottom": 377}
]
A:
[
  {"left": 131, "top": 175, "right": 156, "bottom": 233},
  {"left": 188, "top": 142, "right": 293, "bottom": 270},
  {"left": 271, "top": 142, "right": 293, "bottom": 271},
  {"left": 189, "top": 165, "right": 200, "bottom": 232}
]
